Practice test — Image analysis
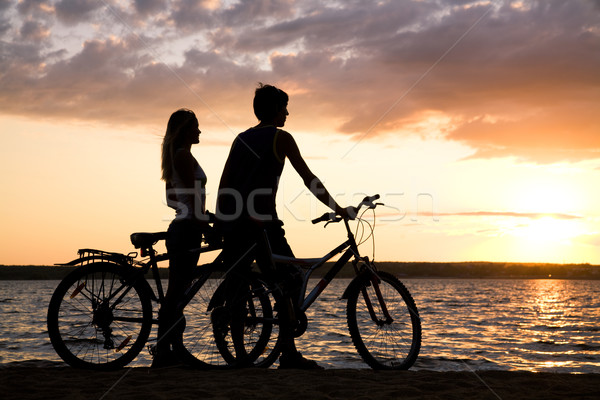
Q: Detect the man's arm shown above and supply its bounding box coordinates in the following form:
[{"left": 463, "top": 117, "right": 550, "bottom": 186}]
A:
[{"left": 276, "top": 130, "right": 349, "bottom": 216}]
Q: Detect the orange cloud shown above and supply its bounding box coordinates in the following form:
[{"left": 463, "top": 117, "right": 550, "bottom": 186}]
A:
[{"left": 0, "top": 0, "right": 598, "bottom": 163}]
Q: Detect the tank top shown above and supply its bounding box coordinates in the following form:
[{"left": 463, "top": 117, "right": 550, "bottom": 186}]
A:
[
  {"left": 167, "top": 148, "right": 207, "bottom": 221},
  {"left": 217, "top": 126, "right": 284, "bottom": 223}
]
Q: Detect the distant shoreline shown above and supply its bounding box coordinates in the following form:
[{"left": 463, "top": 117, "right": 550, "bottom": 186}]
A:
[{"left": 1, "top": 262, "right": 599, "bottom": 280}]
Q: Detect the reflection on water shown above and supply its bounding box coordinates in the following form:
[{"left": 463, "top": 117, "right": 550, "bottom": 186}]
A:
[
  {"left": 0, "top": 279, "right": 599, "bottom": 372},
  {"left": 409, "top": 279, "right": 600, "bottom": 373}
]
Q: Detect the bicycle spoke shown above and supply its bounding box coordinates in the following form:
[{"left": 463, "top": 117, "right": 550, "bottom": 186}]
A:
[{"left": 48, "top": 263, "right": 152, "bottom": 369}]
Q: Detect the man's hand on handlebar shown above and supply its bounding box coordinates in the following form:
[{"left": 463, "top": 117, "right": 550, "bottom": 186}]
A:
[
  {"left": 312, "top": 195, "right": 380, "bottom": 225},
  {"left": 337, "top": 195, "right": 380, "bottom": 220}
]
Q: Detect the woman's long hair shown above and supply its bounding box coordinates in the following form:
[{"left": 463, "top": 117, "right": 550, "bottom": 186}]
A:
[{"left": 161, "top": 109, "right": 197, "bottom": 182}]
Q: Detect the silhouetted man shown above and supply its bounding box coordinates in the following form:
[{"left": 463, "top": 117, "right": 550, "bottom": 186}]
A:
[{"left": 216, "top": 83, "right": 351, "bottom": 369}]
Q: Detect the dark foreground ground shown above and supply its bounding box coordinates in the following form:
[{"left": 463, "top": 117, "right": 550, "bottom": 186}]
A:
[{"left": 1, "top": 362, "right": 599, "bottom": 400}]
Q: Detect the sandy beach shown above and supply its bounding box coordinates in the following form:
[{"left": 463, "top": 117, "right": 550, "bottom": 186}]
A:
[{"left": 1, "top": 362, "right": 599, "bottom": 400}]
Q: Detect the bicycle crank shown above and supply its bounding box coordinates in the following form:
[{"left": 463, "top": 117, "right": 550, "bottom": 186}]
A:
[{"left": 292, "top": 310, "right": 308, "bottom": 338}]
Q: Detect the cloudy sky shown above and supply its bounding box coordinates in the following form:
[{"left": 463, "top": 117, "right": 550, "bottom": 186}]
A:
[{"left": 1, "top": 0, "right": 599, "bottom": 265}]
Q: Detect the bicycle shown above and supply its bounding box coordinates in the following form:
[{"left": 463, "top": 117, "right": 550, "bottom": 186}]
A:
[
  {"left": 46, "top": 224, "right": 274, "bottom": 370},
  {"left": 180, "top": 195, "right": 422, "bottom": 370}
]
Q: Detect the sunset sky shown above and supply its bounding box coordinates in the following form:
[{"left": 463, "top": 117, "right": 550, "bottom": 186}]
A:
[{"left": 1, "top": 0, "right": 599, "bottom": 265}]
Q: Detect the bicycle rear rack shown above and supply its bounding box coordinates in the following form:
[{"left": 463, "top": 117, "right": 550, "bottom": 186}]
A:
[{"left": 77, "top": 248, "right": 136, "bottom": 266}]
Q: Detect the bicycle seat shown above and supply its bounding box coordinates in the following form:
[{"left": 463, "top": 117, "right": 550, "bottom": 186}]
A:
[{"left": 130, "top": 232, "right": 168, "bottom": 249}]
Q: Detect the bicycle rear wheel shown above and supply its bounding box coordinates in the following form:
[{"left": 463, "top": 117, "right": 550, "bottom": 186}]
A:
[
  {"left": 215, "top": 274, "right": 282, "bottom": 368},
  {"left": 346, "top": 271, "right": 421, "bottom": 370},
  {"left": 47, "top": 263, "right": 153, "bottom": 370},
  {"left": 177, "top": 269, "right": 281, "bottom": 368}
]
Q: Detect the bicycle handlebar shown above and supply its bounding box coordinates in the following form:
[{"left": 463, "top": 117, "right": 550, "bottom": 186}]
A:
[
  {"left": 311, "top": 212, "right": 339, "bottom": 224},
  {"left": 358, "top": 194, "right": 380, "bottom": 209},
  {"left": 311, "top": 194, "right": 381, "bottom": 224}
]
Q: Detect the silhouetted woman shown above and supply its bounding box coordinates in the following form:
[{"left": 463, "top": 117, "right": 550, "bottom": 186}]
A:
[{"left": 155, "top": 108, "right": 207, "bottom": 367}]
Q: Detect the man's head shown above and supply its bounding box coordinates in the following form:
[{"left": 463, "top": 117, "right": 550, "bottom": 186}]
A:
[{"left": 253, "top": 83, "right": 289, "bottom": 125}]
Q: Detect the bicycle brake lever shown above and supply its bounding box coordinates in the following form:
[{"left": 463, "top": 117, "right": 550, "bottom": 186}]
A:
[
  {"left": 366, "top": 202, "right": 385, "bottom": 209},
  {"left": 323, "top": 216, "right": 343, "bottom": 228}
]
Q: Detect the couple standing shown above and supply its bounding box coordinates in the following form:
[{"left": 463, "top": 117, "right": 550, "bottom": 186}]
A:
[{"left": 157, "top": 83, "right": 352, "bottom": 369}]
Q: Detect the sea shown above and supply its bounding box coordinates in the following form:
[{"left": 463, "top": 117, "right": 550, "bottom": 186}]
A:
[{"left": 1, "top": 278, "right": 599, "bottom": 373}]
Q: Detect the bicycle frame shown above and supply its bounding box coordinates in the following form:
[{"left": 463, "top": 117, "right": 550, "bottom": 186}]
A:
[
  {"left": 269, "top": 215, "right": 392, "bottom": 327},
  {"left": 61, "top": 236, "right": 222, "bottom": 324},
  {"left": 132, "top": 242, "right": 224, "bottom": 318},
  {"left": 271, "top": 218, "right": 358, "bottom": 312}
]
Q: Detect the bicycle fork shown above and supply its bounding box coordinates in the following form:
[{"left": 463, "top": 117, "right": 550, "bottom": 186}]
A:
[{"left": 354, "top": 260, "right": 393, "bottom": 326}]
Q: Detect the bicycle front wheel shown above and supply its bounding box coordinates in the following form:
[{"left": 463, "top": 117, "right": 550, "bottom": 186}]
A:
[
  {"left": 47, "top": 263, "right": 153, "bottom": 370},
  {"left": 346, "top": 271, "right": 421, "bottom": 370}
]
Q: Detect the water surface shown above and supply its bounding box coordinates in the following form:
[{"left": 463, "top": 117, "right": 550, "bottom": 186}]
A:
[{"left": 1, "top": 279, "right": 598, "bottom": 372}]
